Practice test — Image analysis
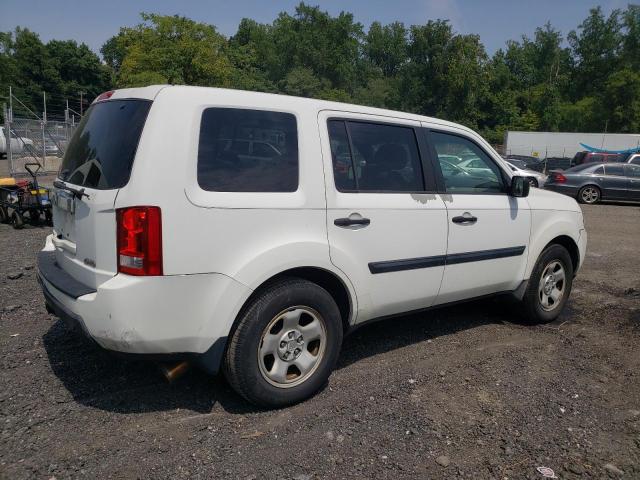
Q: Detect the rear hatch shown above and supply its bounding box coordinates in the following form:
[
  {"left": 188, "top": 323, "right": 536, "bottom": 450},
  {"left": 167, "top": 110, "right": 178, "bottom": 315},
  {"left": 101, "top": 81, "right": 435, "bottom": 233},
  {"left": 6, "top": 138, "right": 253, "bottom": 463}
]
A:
[{"left": 51, "top": 98, "right": 151, "bottom": 289}]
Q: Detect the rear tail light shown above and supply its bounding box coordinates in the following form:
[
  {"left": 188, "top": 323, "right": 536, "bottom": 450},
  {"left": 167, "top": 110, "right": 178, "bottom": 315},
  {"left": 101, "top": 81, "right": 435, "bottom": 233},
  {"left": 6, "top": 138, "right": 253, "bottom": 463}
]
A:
[
  {"left": 116, "top": 206, "right": 162, "bottom": 276},
  {"left": 551, "top": 172, "right": 567, "bottom": 183}
]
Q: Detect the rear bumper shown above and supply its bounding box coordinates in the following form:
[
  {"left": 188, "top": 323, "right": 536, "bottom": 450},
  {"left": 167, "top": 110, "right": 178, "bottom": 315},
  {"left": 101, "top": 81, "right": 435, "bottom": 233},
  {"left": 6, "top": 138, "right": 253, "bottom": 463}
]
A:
[
  {"left": 37, "top": 236, "right": 252, "bottom": 372},
  {"left": 544, "top": 184, "right": 579, "bottom": 198}
]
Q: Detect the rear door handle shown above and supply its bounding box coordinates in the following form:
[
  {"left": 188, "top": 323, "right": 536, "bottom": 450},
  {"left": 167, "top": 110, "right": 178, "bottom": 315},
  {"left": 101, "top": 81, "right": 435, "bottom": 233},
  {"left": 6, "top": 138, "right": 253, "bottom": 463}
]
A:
[
  {"left": 452, "top": 213, "right": 477, "bottom": 225},
  {"left": 334, "top": 217, "right": 371, "bottom": 227}
]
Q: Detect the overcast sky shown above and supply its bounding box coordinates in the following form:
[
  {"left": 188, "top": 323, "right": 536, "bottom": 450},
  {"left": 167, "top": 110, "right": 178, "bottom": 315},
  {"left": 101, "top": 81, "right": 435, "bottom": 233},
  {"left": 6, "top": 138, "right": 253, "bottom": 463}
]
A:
[{"left": 0, "top": 0, "right": 628, "bottom": 57}]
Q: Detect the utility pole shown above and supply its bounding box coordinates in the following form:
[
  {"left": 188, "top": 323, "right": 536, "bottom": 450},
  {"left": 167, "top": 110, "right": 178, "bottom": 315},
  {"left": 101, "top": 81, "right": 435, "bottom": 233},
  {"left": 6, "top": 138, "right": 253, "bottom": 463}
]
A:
[
  {"left": 79, "top": 91, "right": 85, "bottom": 116},
  {"left": 8, "top": 86, "right": 13, "bottom": 175},
  {"left": 42, "top": 91, "right": 47, "bottom": 166}
]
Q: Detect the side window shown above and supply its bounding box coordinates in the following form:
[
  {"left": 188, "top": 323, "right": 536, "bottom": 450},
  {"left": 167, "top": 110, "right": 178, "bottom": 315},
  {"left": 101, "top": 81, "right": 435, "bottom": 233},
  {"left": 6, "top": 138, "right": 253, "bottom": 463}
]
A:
[
  {"left": 197, "top": 108, "right": 298, "bottom": 192},
  {"left": 630, "top": 156, "right": 640, "bottom": 166},
  {"left": 604, "top": 164, "right": 625, "bottom": 176},
  {"left": 593, "top": 166, "right": 604, "bottom": 175},
  {"left": 624, "top": 164, "right": 640, "bottom": 178},
  {"left": 327, "top": 120, "right": 424, "bottom": 192},
  {"left": 430, "top": 131, "right": 504, "bottom": 193}
]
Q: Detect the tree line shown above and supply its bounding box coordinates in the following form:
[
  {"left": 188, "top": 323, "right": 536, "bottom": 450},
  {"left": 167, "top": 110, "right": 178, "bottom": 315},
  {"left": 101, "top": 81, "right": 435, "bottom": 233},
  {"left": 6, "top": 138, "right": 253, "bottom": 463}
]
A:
[{"left": 1, "top": 3, "right": 639, "bottom": 143}]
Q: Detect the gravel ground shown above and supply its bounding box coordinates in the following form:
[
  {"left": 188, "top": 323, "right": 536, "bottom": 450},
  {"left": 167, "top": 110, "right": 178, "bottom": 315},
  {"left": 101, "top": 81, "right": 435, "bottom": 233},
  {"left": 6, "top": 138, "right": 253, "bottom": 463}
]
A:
[{"left": 1, "top": 203, "right": 639, "bottom": 479}]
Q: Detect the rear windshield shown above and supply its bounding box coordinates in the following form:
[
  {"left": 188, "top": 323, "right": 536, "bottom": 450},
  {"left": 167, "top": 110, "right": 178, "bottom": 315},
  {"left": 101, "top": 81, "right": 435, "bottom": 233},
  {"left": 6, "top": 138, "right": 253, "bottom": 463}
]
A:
[
  {"left": 58, "top": 99, "right": 151, "bottom": 189},
  {"left": 566, "top": 163, "right": 599, "bottom": 173}
]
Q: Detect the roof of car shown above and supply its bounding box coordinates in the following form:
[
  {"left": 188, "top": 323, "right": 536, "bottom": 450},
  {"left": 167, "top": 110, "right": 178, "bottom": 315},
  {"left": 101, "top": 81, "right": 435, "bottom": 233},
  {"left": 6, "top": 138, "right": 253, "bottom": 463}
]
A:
[{"left": 108, "top": 84, "right": 474, "bottom": 136}]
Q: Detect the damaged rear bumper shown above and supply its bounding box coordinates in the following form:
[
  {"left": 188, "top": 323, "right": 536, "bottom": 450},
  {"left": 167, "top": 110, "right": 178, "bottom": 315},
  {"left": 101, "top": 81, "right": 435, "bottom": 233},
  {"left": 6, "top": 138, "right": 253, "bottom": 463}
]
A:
[{"left": 37, "top": 245, "right": 252, "bottom": 374}]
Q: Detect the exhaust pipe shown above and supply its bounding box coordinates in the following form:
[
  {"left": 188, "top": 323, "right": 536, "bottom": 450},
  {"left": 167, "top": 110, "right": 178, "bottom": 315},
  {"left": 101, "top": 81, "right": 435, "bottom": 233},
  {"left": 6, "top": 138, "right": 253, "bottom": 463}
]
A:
[{"left": 159, "top": 361, "right": 190, "bottom": 382}]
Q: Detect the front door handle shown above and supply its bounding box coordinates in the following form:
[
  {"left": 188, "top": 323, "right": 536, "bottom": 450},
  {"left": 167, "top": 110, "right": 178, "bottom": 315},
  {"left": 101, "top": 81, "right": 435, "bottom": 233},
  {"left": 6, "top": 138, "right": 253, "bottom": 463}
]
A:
[
  {"left": 452, "top": 213, "right": 477, "bottom": 225},
  {"left": 334, "top": 217, "right": 371, "bottom": 227}
]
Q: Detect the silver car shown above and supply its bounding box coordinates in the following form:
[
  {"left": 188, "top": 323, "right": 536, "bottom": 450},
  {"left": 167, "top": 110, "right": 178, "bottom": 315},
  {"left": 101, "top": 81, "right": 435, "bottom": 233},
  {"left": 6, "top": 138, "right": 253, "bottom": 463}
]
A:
[{"left": 506, "top": 161, "right": 547, "bottom": 188}]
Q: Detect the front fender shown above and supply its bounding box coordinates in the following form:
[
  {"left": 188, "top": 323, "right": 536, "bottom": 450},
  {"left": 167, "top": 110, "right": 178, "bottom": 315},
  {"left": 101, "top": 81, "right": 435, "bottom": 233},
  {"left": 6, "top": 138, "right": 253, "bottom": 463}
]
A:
[{"left": 526, "top": 210, "right": 584, "bottom": 278}]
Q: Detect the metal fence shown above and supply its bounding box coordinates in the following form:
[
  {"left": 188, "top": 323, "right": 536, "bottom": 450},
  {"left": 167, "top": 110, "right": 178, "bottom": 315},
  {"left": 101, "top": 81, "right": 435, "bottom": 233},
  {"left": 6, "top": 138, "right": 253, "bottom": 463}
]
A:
[{"left": 1, "top": 88, "right": 82, "bottom": 178}]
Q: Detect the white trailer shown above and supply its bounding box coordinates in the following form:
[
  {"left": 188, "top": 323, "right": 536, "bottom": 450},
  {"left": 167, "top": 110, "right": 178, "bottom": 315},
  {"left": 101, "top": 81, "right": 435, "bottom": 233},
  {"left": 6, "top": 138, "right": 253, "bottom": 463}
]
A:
[{"left": 504, "top": 131, "right": 640, "bottom": 159}]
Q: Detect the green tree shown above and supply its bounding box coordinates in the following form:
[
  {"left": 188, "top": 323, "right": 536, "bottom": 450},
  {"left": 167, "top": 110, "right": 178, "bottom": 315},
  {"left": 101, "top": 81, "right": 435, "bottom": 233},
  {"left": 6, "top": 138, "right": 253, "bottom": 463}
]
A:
[
  {"left": 364, "top": 21, "right": 408, "bottom": 76},
  {"left": 621, "top": 4, "right": 640, "bottom": 70},
  {"left": 400, "top": 20, "right": 488, "bottom": 128},
  {"left": 600, "top": 68, "right": 640, "bottom": 132},
  {"left": 568, "top": 7, "right": 622, "bottom": 99},
  {"left": 107, "top": 13, "right": 233, "bottom": 87}
]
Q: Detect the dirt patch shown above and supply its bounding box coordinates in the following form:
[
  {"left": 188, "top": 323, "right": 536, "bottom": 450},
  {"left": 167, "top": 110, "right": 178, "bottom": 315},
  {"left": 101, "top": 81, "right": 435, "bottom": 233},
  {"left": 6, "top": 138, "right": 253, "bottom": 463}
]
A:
[{"left": 1, "top": 203, "right": 639, "bottom": 479}]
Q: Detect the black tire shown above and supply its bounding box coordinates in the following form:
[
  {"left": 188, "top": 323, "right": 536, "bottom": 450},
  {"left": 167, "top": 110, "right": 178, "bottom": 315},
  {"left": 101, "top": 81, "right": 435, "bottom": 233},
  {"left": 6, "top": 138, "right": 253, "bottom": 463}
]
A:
[
  {"left": 224, "top": 277, "right": 343, "bottom": 408},
  {"left": 11, "top": 211, "right": 24, "bottom": 229},
  {"left": 0, "top": 206, "right": 7, "bottom": 224},
  {"left": 29, "top": 209, "right": 41, "bottom": 226},
  {"left": 577, "top": 185, "right": 600, "bottom": 204},
  {"left": 520, "top": 244, "right": 574, "bottom": 324},
  {"left": 44, "top": 209, "right": 53, "bottom": 226}
]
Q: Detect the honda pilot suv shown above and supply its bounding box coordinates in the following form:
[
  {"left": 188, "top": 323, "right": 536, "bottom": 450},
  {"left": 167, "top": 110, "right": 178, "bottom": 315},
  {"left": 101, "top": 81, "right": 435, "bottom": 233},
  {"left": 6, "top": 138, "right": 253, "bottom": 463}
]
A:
[{"left": 38, "top": 86, "right": 587, "bottom": 407}]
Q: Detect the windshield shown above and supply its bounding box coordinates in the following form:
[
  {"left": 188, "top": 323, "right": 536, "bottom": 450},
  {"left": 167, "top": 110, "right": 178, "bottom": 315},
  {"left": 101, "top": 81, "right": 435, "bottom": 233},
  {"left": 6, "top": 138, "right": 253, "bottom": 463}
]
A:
[{"left": 59, "top": 99, "right": 151, "bottom": 189}]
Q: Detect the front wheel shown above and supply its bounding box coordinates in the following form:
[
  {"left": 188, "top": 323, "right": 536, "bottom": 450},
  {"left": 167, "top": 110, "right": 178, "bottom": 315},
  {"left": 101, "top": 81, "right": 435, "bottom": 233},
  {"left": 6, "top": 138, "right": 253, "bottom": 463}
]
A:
[
  {"left": 11, "top": 211, "right": 24, "bottom": 229},
  {"left": 224, "top": 278, "right": 343, "bottom": 408},
  {"left": 520, "top": 244, "right": 574, "bottom": 324},
  {"left": 578, "top": 185, "right": 600, "bottom": 204}
]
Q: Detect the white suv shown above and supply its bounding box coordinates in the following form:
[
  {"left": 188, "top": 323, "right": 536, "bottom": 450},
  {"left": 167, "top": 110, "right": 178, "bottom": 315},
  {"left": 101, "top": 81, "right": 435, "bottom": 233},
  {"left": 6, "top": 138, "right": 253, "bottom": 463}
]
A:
[{"left": 38, "top": 86, "right": 587, "bottom": 407}]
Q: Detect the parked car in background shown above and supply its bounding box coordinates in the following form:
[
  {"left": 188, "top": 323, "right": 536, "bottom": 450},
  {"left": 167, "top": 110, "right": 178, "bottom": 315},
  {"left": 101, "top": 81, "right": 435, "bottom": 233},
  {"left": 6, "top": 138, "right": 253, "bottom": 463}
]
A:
[
  {"left": 503, "top": 154, "right": 546, "bottom": 173},
  {"left": 622, "top": 152, "right": 640, "bottom": 165},
  {"left": 545, "top": 162, "right": 640, "bottom": 203},
  {"left": 571, "top": 151, "right": 630, "bottom": 167},
  {"left": 0, "top": 126, "right": 34, "bottom": 158},
  {"left": 506, "top": 161, "right": 547, "bottom": 187},
  {"left": 38, "top": 86, "right": 587, "bottom": 407},
  {"left": 457, "top": 157, "right": 493, "bottom": 176},
  {"left": 44, "top": 139, "right": 60, "bottom": 157}
]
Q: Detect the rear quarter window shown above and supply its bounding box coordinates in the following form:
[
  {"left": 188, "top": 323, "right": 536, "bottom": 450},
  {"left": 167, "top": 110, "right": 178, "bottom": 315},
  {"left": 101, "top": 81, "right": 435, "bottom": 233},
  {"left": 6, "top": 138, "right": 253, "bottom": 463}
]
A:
[{"left": 197, "top": 108, "right": 299, "bottom": 192}]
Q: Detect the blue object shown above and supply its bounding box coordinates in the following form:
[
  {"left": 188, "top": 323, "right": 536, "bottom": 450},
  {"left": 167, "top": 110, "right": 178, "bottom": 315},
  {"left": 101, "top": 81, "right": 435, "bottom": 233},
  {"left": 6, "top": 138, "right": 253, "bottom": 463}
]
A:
[{"left": 579, "top": 143, "right": 640, "bottom": 154}]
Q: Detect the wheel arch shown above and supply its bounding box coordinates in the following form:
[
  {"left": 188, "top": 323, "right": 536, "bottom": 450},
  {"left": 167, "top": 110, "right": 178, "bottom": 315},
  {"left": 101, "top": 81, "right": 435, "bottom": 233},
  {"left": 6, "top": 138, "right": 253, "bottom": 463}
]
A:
[
  {"left": 526, "top": 211, "right": 582, "bottom": 279},
  {"left": 241, "top": 266, "right": 355, "bottom": 334},
  {"left": 543, "top": 235, "right": 580, "bottom": 273}
]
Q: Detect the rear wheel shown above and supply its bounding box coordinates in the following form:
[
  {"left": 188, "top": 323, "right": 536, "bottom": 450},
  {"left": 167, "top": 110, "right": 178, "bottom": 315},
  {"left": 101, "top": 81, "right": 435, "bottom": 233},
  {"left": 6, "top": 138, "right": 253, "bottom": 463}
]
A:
[
  {"left": 0, "top": 206, "right": 7, "bottom": 224},
  {"left": 520, "top": 244, "right": 573, "bottom": 324},
  {"left": 28, "top": 209, "right": 41, "bottom": 226},
  {"left": 578, "top": 185, "right": 600, "bottom": 204},
  {"left": 224, "top": 278, "right": 343, "bottom": 408}
]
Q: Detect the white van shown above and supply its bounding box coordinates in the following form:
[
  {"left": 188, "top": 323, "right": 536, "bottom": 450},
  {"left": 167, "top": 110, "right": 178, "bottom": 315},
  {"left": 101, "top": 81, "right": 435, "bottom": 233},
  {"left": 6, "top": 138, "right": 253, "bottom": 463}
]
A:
[{"left": 38, "top": 86, "right": 587, "bottom": 407}]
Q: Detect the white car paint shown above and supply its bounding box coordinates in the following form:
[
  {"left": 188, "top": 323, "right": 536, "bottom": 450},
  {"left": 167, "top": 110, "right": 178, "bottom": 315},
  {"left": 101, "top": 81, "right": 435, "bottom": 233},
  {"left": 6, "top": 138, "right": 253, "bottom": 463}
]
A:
[
  {"left": 38, "top": 85, "right": 587, "bottom": 361},
  {"left": 0, "top": 126, "right": 34, "bottom": 154}
]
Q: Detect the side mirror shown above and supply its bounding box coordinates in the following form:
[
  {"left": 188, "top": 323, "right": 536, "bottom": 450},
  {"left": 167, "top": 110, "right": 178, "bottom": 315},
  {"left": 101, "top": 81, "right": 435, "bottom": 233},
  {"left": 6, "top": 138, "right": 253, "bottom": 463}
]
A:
[{"left": 510, "top": 176, "right": 530, "bottom": 197}]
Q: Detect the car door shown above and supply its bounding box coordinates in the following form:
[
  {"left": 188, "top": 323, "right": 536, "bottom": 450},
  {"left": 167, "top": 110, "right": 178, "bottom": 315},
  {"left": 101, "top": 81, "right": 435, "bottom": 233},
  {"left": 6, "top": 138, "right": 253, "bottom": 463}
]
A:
[
  {"left": 319, "top": 112, "right": 448, "bottom": 322},
  {"left": 602, "top": 164, "right": 629, "bottom": 200},
  {"left": 623, "top": 164, "right": 640, "bottom": 200},
  {"left": 424, "top": 126, "right": 531, "bottom": 305}
]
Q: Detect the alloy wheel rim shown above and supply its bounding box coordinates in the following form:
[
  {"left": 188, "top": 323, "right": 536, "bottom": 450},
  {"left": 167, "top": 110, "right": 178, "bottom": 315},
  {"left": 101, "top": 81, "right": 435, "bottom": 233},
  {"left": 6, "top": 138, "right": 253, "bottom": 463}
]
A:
[
  {"left": 257, "top": 306, "right": 327, "bottom": 388},
  {"left": 582, "top": 187, "right": 598, "bottom": 203},
  {"left": 538, "top": 260, "right": 566, "bottom": 311}
]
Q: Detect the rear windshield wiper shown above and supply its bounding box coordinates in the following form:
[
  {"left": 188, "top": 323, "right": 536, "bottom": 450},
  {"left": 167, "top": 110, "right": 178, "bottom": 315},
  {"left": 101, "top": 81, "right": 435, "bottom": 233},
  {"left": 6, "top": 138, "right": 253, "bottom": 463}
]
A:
[{"left": 53, "top": 180, "right": 89, "bottom": 200}]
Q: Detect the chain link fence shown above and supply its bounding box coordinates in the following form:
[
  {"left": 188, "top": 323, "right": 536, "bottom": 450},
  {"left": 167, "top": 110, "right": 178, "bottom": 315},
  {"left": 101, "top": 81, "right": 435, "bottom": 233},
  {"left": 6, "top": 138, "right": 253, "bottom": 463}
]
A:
[{"left": 1, "top": 89, "right": 82, "bottom": 178}]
